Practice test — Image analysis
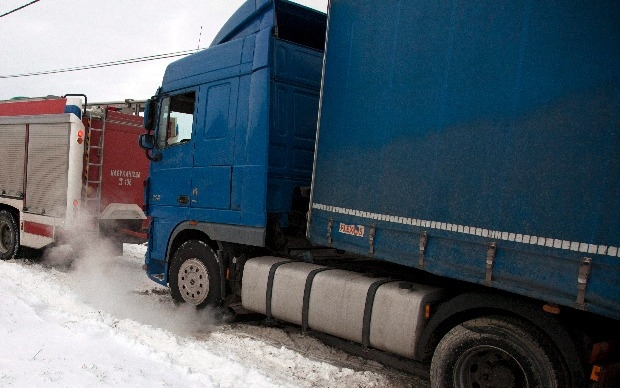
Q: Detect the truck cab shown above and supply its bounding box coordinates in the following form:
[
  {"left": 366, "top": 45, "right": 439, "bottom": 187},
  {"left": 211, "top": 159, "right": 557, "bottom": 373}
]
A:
[{"left": 140, "top": 0, "right": 326, "bottom": 287}]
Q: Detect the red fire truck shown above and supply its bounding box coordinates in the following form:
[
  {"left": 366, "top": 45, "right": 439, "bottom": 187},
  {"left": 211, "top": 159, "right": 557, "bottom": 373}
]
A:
[{"left": 0, "top": 95, "right": 149, "bottom": 259}]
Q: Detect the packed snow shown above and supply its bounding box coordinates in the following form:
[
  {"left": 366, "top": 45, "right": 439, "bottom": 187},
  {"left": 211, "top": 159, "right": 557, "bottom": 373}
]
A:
[{"left": 0, "top": 242, "right": 429, "bottom": 388}]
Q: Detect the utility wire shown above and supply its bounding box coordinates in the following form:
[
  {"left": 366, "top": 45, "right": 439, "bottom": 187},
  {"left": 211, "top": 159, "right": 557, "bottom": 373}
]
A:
[
  {"left": 0, "top": 0, "right": 40, "bottom": 18},
  {"left": 0, "top": 49, "right": 200, "bottom": 79}
]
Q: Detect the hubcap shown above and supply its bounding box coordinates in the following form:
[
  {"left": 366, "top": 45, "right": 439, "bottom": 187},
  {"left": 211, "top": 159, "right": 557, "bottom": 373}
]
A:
[
  {"left": 454, "top": 345, "right": 528, "bottom": 388},
  {"left": 0, "top": 221, "right": 12, "bottom": 254},
  {"left": 178, "top": 258, "right": 210, "bottom": 305}
]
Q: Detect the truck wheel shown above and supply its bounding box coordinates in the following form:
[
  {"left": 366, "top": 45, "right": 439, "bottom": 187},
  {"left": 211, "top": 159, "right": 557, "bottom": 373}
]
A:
[
  {"left": 430, "top": 316, "right": 561, "bottom": 388},
  {"left": 169, "top": 240, "right": 222, "bottom": 308},
  {"left": 0, "top": 210, "right": 19, "bottom": 260}
]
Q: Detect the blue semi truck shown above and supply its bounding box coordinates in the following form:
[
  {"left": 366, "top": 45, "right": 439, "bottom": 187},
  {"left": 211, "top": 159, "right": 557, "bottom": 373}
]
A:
[{"left": 139, "top": 0, "right": 620, "bottom": 386}]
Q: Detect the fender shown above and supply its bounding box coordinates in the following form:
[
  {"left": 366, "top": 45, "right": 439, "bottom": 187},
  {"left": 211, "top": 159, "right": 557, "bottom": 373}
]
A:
[
  {"left": 417, "top": 291, "right": 585, "bottom": 385},
  {"left": 165, "top": 220, "right": 266, "bottom": 264},
  {"left": 165, "top": 221, "right": 266, "bottom": 305}
]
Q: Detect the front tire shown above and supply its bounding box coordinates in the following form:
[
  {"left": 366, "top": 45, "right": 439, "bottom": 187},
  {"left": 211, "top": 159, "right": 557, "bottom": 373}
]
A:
[
  {"left": 169, "top": 240, "right": 222, "bottom": 308},
  {"left": 430, "top": 316, "right": 562, "bottom": 388},
  {"left": 0, "top": 210, "right": 19, "bottom": 260}
]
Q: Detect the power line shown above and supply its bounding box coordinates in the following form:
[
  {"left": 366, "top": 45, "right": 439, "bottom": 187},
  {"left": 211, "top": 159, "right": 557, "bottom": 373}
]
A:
[
  {"left": 0, "top": 0, "right": 40, "bottom": 18},
  {"left": 0, "top": 49, "right": 200, "bottom": 79}
]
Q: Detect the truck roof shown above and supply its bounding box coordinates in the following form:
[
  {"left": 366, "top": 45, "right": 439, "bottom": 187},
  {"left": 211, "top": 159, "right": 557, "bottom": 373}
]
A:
[
  {"left": 0, "top": 96, "right": 85, "bottom": 118},
  {"left": 161, "top": 0, "right": 325, "bottom": 94},
  {"left": 211, "top": 0, "right": 325, "bottom": 49}
]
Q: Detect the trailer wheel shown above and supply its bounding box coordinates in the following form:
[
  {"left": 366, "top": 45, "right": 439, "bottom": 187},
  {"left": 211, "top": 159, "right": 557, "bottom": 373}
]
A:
[
  {"left": 430, "top": 316, "right": 561, "bottom": 388},
  {"left": 169, "top": 240, "right": 221, "bottom": 308},
  {"left": 0, "top": 210, "right": 20, "bottom": 260}
]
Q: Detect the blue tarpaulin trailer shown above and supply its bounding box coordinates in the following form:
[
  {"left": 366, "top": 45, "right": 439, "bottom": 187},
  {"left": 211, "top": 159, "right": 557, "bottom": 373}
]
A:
[{"left": 308, "top": 0, "right": 620, "bottom": 322}]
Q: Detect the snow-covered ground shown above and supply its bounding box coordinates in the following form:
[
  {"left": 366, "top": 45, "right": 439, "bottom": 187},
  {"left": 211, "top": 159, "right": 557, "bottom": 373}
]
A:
[{"left": 0, "top": 242, "right": 429, "bottom": 388}]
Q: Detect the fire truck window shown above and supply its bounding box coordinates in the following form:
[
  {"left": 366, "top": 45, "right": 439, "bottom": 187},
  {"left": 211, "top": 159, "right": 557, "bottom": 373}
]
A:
[{"left": 156, "top": 92, "right": 195, "bottom": 148}]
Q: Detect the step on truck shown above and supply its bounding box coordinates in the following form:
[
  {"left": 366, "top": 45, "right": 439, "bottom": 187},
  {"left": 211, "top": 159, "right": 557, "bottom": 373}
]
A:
[
  {"left": 0, "top": 96, "right": 149, "bottom": 258},
  {"left": 138, "top": 1, "right": 620, "bottom": 386}
]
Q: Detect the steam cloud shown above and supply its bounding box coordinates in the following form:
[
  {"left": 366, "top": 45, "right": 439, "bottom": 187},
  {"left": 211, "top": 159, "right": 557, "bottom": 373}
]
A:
[{"left": 41, "top": 221, "right": 219, "bottom": 337}]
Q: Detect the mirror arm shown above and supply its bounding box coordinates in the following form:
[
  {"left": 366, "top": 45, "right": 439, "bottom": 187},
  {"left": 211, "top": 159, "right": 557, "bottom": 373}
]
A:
[{"left": 145, "top": 149, "right": 162, "bottom": 162}]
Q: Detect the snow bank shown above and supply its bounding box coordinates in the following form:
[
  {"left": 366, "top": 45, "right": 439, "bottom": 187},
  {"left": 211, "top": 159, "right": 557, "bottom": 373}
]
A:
[{"left": 0, "top": 244, "right": 425, "bottom": 387}]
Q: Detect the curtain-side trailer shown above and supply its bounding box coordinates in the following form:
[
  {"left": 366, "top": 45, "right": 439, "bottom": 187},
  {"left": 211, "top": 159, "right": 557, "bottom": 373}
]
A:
[{"left": 139, "top": 1, "right": 620, "bottom": 386}]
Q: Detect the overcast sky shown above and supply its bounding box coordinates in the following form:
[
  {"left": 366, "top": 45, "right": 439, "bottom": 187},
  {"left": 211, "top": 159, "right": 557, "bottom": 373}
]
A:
[{"left": 0, "top": 0, "right": 327, "bottom": 103}]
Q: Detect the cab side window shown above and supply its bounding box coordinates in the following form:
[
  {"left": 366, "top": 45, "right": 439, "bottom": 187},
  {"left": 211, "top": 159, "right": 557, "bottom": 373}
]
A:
[{"left": 156, "top": 91, "right": 196, "bottom": 148}]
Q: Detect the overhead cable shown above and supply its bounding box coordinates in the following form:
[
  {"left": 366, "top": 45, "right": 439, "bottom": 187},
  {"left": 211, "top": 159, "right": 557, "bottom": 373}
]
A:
[
  {"left": 0, "top": 0, "right": 40, "bottom": 18},
  {"left": 0, "top": 49, "right": 199, "bottom": 79}
]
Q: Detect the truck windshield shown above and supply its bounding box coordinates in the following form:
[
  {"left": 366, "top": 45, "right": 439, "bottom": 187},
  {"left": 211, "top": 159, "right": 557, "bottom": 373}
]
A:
[{"left": 156, "top": 91, "right": 195, "bottom": 148}]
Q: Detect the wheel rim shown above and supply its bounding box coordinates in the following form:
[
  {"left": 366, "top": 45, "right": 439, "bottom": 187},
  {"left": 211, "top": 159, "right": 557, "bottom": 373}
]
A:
[
  {"left": 454, "top": 345, "right": 528, "bottom": 388},
  {"left": 0, "top": 221, "right": 13, "bottom": 254},
  {"left": 177, "top": 258, "right": 210, "bottom": 305}
]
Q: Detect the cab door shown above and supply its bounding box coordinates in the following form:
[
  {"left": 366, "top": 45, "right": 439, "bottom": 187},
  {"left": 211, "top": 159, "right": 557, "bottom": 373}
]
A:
[
  {"left": 190, "top": 80, "right": 238, "bottom": 212},
  {"left": 147, "top": 91, "right": 196, "bottom": 214}
]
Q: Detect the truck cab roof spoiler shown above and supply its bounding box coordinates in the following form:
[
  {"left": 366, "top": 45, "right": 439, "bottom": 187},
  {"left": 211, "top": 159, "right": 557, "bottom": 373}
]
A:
[{"left": 211, "top": 0, "right": 325, "bottom": 50}]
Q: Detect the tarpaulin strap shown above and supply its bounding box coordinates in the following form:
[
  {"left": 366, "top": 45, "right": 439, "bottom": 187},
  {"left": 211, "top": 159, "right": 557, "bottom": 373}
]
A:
[{"left": 575, "top": 257, "right": 592, "bottom": 310}]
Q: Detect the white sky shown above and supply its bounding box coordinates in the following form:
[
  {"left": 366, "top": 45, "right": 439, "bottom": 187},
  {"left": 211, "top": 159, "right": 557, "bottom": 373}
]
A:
[{"left": 0, "top": 0, "right": 327, "bottom": 103}]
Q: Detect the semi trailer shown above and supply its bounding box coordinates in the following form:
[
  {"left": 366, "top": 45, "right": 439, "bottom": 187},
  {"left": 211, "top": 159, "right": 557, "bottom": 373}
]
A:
[{"left": 139, "top": 1, "right": 620, "bottom": 386}]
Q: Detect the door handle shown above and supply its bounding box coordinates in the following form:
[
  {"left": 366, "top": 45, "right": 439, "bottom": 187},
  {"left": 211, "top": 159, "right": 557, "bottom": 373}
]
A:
[{"left": 178, "top": 195, "right": 190, "bottom": 205}]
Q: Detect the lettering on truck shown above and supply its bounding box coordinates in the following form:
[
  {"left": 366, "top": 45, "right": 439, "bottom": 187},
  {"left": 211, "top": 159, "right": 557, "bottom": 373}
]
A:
[
  {"left": 339, "top": 222, "right": 365, "bottom": 237},
  {"left": 110, "top": 170, "right": 141, "bottom": 186}
]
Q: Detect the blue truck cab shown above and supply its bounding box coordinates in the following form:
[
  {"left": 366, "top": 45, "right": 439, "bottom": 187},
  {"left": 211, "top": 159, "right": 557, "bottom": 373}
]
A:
[{"left": 140, "top": 0, "right": 325, "bottom": 286}]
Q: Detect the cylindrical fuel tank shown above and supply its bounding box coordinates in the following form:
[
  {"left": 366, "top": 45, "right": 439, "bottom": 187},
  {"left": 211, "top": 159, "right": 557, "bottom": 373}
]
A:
[
  {"left": 270, "top": 261, "right": 328, "bottom": 325},
  {"left": 241, "top": 256, "right": 290, "bottom": 314},
  {"left": 369, "top": 281, "right": 444, "bottom": 358},
  {"left": 241, "top": 256, "right": 445, "bottom": 359},
  {"left": 307, "top": 269, "right": 385, "bottom": 343}
]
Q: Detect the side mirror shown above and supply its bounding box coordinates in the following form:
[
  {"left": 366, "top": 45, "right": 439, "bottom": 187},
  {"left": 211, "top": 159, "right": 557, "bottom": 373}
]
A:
[
  {"left": 139, "top": 133, "right": 155, "bottom": 150},
  {"left": 139, "top": 134, "right": 162, "bottom": 162},
  {"left": 144, "top": 99, "right": 158, "bottom": 131}
]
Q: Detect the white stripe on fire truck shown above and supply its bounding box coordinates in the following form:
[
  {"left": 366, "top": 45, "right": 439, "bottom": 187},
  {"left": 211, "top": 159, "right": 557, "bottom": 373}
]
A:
[
  {"left": 312, "top": 203, "right": 619, "bottom": 258},
  {"left": 105, "top": 120, "right": 143, "bottom": 128}
]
